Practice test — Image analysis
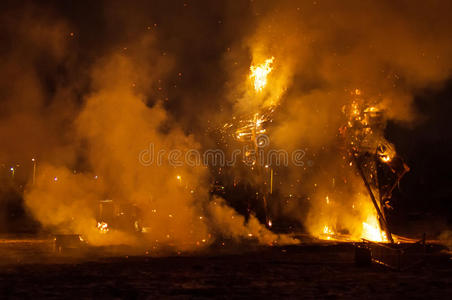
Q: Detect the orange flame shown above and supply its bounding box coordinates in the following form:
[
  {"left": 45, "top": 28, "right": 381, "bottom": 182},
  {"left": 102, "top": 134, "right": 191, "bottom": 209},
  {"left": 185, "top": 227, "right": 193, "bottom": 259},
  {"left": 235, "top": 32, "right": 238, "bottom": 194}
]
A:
[{"left": 97, "top": 221, "right": 109, "bottom": 234}]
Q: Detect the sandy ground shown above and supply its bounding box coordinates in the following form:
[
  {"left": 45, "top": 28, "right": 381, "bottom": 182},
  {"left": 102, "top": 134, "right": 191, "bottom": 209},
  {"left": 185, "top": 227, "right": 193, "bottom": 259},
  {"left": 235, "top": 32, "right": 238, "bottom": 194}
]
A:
[{"left": 0, "top": 237, "right": 451, "bottom": 299}]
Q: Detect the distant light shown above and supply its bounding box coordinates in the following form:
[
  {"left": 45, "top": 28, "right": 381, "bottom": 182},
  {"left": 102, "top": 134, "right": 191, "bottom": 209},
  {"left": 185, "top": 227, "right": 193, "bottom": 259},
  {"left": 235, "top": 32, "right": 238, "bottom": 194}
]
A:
[
  {"left": 31, "top": 158, "right": 35, "bottom": 162},
  {"left": 10, "top": 167, "right": 14, "bottom": 171},
  {"left": 54, "top": 177, "right": 58, "bottom": 182}
]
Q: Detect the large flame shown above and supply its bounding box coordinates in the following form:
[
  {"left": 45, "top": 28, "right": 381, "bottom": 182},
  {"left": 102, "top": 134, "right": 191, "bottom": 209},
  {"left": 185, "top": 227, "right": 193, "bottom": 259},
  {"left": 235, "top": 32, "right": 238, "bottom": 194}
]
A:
[
  {"left": 249, "top": 57, "right": 274, "bottom": 92},
  {"left": 361, "top": 214, "right": 387, "bottom": 242},
  {"left": 313, "top": 191, "right": 390, "bottom": 243}
]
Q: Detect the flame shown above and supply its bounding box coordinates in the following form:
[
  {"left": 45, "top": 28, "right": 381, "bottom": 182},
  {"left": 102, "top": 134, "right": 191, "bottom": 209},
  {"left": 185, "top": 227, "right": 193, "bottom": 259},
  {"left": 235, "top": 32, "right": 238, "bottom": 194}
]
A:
[
  {"left": 97, "top": 221, "right": 109, "bottom": 234},
  {"left": 322, "top": 225, "right": 335, "bottom": 240},
  {"left": 249, "top": 57, "right": 274, "bottom": 92},
  {"left": 377, "top": 142, "right": 396, "bottom": 163},
  {"left": 323, "top": 225, "right": 334, "bottom": 235},
  {"left": 361, "top": 215, "right": 387, "bottom": 242},
  {"left": 380, "top": 155, "right": 391, "bottom": 163}
]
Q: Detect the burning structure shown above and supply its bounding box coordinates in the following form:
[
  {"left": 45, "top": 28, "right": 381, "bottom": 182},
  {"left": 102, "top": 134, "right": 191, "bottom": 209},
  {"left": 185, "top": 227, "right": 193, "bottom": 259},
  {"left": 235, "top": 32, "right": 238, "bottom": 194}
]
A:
[
  {"left": 2, "top": 2, "right": 452, "bottom": 298},
  {"left": 218, "top": 57, "right": 278, "bottom": 227},
  {"left": 339, "top": 91, "right": 410, "bottom": 242},
  {"left": 218, "top": 54, "right": 409, "bottom": 245},
  {"left": 0, "top": 0, "right": 450, "bottom": 260}
]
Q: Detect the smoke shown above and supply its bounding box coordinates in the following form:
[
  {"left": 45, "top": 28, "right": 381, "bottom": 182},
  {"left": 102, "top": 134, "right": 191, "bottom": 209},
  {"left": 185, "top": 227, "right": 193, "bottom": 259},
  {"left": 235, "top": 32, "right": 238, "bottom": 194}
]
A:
[
  {"left": 439, "top": 230, "right": 452, "bottom": 251},
  {"left": 25, "top": 49, "right": 210, "bottom": 248},
  {"left": 14, "top": 2, "right": 294, "bottom": 251},
  {"left": 0, "top": 4, "right": 78, "bottom": 165},
  {"left": 208, "top": 196, "right": 297, "bottom": 245}
]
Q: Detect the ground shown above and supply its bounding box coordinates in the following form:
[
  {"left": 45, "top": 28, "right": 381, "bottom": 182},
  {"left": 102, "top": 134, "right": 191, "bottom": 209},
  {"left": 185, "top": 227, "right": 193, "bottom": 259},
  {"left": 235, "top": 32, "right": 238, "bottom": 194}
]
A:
[{"left": 0, "top": 237, "right": 451, "bottom": 299}]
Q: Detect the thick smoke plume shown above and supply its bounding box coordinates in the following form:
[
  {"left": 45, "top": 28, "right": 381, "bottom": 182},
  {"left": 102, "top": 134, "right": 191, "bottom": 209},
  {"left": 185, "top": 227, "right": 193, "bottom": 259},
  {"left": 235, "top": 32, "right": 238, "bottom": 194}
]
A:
[{"left": 8, "top": 2, "right": 296, "bottom": 250}]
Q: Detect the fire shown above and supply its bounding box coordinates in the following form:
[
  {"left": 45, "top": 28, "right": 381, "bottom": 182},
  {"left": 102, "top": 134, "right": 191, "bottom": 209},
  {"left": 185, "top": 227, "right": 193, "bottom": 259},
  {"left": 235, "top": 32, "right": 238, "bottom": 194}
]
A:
[
  {"left": 249, "top": 57, "right": 274, "bottom": 92},
  {"left": 361, "top": 215, "right": 387, "bottom": 242},
  {"left": 97, "top": 221, "right": 109, "bottom": 233},
  {"left": 322, "top": 225, "right": 335, "bottom": 240},
  {"left": 377, "top": 143, "right": 396, "bottom": 163},
  {"left": 233, "top": 112, "right": 270, "bottom": 142},
  {"left": 323, "top": 225, "right": 334, "bottom": 235},
  {"left": 380, "top": 155, "right": 391, "bottom": 163}
]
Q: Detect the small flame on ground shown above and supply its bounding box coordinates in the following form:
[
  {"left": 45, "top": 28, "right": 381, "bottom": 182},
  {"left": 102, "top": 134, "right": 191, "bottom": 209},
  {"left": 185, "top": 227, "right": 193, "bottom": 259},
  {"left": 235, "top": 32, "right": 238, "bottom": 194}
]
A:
[{"left": 97, "top": 221, "right": 109, "bottom": 234}]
